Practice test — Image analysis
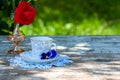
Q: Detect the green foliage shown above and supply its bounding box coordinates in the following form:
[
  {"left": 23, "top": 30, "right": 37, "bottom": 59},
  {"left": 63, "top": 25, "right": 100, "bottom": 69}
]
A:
[
  {"left": 0, "top": 0, "right": 36, "bottom": 35},
  {"left": 0, "top": 0, "right": 120, "bottom": 35}
]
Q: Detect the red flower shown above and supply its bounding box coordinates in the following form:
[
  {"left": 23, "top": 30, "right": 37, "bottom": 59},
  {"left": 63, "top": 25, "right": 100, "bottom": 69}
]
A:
[{"left": 14, "top": 1, "right": 36, "bottom": 25}]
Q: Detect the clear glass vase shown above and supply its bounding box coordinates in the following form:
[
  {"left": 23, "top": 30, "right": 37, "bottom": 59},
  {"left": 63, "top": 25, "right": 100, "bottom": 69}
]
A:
[{"left": 7, "top": 23, "right": 26, "bottom": 54}]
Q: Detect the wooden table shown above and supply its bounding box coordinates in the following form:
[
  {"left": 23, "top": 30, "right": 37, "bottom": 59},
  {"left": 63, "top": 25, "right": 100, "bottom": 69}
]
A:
[{"left": 0, "top": 36, "right": 120, "bottom": 80}]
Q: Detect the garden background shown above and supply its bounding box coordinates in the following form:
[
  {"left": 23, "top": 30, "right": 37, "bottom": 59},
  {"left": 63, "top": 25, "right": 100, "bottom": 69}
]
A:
[{"left": 0, "top": 0, "right": 120, "bottom": 35}]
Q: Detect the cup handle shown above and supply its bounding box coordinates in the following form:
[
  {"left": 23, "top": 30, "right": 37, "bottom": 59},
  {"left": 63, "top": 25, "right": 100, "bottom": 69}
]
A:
[{"left": 51, "top": 43, "right": 57, "bottom": 50}]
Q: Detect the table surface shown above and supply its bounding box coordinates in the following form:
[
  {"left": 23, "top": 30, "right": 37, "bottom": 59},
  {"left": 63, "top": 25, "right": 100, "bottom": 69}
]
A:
[{"left": 0, "top": 36, "right": 120, "bottom": 80}]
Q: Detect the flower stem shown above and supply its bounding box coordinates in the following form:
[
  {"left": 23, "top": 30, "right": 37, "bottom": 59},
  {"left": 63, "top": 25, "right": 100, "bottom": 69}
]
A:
[{"left": 10, "top": 0, "right": 15, "bottom": 20}]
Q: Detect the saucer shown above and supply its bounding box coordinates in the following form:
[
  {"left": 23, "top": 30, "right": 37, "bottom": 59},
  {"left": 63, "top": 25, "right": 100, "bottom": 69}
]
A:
[{"left": 20, "top": 51, "right": 58, "bottom": 63}]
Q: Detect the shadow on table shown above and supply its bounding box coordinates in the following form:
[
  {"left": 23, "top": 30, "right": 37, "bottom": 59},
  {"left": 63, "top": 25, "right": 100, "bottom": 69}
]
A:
[
  {"left": 54, "top": 36, "right": 120, "bottom": 79},
  {"left": 0, "top": 36, "right": 120, "bottom": 80},
  {"left": 0, "top": 59, "right": 48, "bottom": 80}
]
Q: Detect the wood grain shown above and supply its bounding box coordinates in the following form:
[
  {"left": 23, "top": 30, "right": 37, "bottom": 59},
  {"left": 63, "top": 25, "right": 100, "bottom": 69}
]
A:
[{"left": 0, "top": 36, "right": 120, "bottom": 80}]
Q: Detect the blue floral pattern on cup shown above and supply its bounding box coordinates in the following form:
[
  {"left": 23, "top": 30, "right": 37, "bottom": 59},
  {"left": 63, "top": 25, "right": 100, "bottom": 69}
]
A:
[{"left": 30, "top": 37, "right": 57, "bottom": 60}]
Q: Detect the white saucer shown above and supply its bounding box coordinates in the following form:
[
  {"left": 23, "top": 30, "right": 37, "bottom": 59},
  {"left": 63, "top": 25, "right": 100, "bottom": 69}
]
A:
[{"left": 20, "top": 51, "right": 58, "bottom": 63}]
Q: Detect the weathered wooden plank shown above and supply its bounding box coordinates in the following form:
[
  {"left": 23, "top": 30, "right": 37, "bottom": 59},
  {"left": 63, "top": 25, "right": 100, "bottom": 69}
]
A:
[{"left": 0, "top": 36, "right": 120, "bottom": 80}]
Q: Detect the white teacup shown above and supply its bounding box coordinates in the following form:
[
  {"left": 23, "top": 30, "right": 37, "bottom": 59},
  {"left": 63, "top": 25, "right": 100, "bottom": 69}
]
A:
[{"left": 30, "top": 37, "right": 56, "bottom": 59}]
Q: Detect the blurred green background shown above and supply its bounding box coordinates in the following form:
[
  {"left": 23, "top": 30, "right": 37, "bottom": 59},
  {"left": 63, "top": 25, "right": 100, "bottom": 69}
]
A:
[{"left": 0, "top": 0, "right": 120, "bottom": 35}]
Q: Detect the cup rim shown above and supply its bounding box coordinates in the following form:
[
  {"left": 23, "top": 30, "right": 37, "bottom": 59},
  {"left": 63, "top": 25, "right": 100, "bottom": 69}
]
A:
[{"left": 31, "top": 37, "right": 53, "bottom": 41}]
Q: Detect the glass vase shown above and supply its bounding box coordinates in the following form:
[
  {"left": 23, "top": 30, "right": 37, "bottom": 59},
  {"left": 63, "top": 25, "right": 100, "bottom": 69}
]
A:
[{"left": 7, "top": 23, "right": 26, "bottom": 54}]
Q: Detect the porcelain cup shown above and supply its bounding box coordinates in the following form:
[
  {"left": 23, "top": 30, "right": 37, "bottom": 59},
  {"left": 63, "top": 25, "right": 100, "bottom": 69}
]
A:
[{"left": 30, "top": 37, "right": 56, "bottom": 59}]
